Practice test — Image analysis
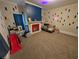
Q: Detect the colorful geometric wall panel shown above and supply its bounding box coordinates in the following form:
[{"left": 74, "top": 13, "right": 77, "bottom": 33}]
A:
[
  {"left": 67, "top": 16, "right": 69, "bottom": 18},
  {"left": 68, "top": 9, "right": 70, "bottom": 12},
  {"left": 12, "top": 5, "right": 18, "bottom": 12},
  {"left": 4, "top": 16, "right": 7, "bottom": 20},
  {"left": 15, "top": 6, "right": 17, "bottom": 9},
  {"left": 48, "top": 16, "right": 50, "bottom": 19},
  {"left": 4, "top": 7, "right": 8, "bottom": 11},
  {"left": 65, "top": 8, "right": 67, "bottom": 11},
  {"left": 13, "top": 8, "right": 15, "bottom": 11},
  {"left": 69, "top": 23, "right": 71, "bottom": 26},
  {"left": 62, "top": 24, "right": 64, "bottom": 26},
  {"left": 57, "top": 20, "right": 59, "bottom": 22},
  {"left": 76, "top": 26, "right": 78, "bottom": 29},
  {"left": 53, "top": 19, "right": 54, "bottom": 21},
  {"left": 51, "top": 21, "right": 52, "bottom": 23},
  {"left": 48, "top": 12, "right": 50, "bottom": 14},
  {"left": 77, "top": 12, "right": 78, "bottom": 15},
  {"left": 57, "top": 15, "right": 59, "bottom": 17},
  {"left": 72, "top": 22, "right": 75, "bottom": 24},
  {"left": 61, "top": 17, "right": 62, "bottom": 19},
  {"left": 55, "top": 13, "right": 56, "bottom": 15},
  {"left": 61, "top": 12, "right": 63, "bottom": 14},
  {"left": 64, "top": 20, "right": 65, "bottom": 22},
  {"left": 74, "top": 15, "right": 77, "bottom": 18},
  {"left": 60, "top": 21, "right": 61, "bottom": 23}
]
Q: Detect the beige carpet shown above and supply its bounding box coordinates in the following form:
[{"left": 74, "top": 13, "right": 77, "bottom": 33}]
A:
[{"left": 11, "top": 31, "right": 78, "bottom": 59}]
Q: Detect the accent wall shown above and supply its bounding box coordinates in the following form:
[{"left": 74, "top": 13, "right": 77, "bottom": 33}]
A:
[
  {"left": 0, "top": 0, "right": 20, "bottom": 59},
  {"left": 25, "top": 3, "right": 42, "bottom": 21},
  {"left": 42, "top": 3, "right": 78, "bottom": 36}
]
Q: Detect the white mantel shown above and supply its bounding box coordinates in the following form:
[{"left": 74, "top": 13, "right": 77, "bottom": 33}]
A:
[{"left": 29, "top": 22, "right": 41, "bottom": 34}]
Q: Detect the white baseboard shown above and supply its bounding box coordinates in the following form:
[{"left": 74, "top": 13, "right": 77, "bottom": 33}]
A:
[{"left": 60, "top": 30, "right": 78, "bottom": 37}]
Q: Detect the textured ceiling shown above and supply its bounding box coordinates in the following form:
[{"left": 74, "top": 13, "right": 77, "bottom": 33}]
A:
[
  {"left": 26, "top": 0, "right": 77, "bottom": 8},
  {"left": 5, "top": 0, "right": 77, "bottom": 8}
]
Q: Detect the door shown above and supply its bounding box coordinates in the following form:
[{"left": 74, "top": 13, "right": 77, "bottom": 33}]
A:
[{"left": 13, "top": 14, "right": 25, "bottom": 30}]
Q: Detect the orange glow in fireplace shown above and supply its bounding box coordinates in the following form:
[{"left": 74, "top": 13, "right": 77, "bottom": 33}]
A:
[{"left": 32, "top": 24, "right": 39, "bottom": 32}]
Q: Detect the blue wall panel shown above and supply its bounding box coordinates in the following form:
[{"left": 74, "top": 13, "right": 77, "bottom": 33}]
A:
[
  {"left": 13, "top": 14, "right": 25, "bottom": 30},
  {"left": 25, "top": 3, "right": 42, "bottom": 21}
]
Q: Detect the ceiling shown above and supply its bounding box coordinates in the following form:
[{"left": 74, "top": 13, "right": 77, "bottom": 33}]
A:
[
  {"left": 6, "top": 0, "right": 77, "bottom": 8},
  {"left": 26, "top": 0, "right": 77, "bottom": 8}
]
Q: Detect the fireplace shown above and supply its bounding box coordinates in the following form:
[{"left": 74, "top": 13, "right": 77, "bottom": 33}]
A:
[
  {"left": 32, "top": 24, "right": 39, "bottom": 32},
  {"left": 29, "top": 23, "right": 41, "bottom": 34}
]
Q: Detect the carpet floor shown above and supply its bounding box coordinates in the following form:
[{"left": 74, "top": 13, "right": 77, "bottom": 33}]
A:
[{"left": 11, "top": 31, "right": 78, "bottom": 59}]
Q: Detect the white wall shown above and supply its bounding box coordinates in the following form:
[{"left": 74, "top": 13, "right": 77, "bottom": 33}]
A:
[
  {"left": 0, "top": 11, "right": 10, "bottom": 59},
  {"left": 0, "top": 1, "right": 20, "bottom": 59},
  {"left": 42, "top": 3, "right": 78, "bottom": 36},
  {"left": 0, "top": 0, "right": 20, "bottom": 27}
]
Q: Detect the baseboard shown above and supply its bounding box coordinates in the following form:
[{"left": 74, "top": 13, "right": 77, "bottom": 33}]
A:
[{"left": 60, "top": 30, "right": 78, "bottom": 37}]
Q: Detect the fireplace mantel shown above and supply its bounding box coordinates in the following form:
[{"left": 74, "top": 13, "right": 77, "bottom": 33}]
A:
[{"left": 29, "top": 23, "right": 41, "bottom": 34}]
